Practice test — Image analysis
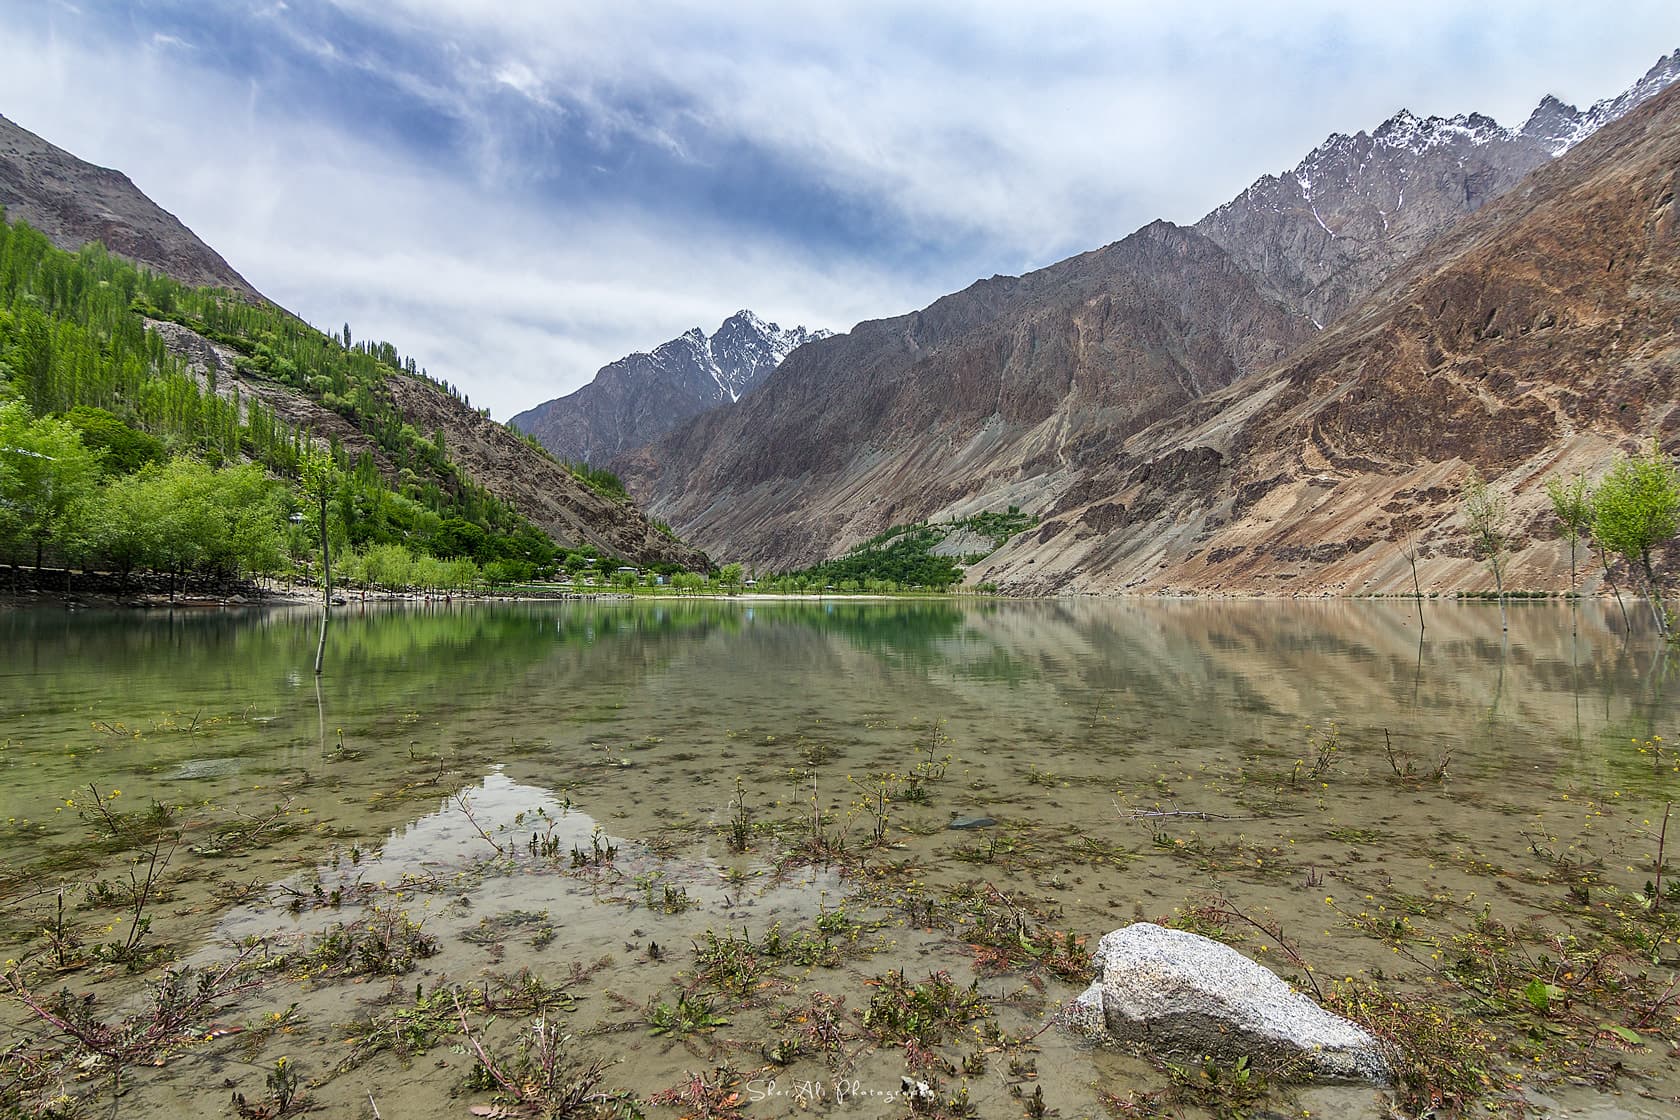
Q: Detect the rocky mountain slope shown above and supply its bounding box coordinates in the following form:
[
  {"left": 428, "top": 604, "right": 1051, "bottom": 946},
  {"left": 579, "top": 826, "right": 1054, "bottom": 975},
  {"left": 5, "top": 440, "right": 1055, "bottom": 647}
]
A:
[
  {"left": 510, "top": 311, "right": 828, "bottom": 464},
  {"left": 1, "top": 114, "right": 701, "bottom": 569},
  {"left": 143, "top": 315, "right": 705, "bottom": 568},
  {"left": 972, "top": 79, "right": 1680, "bottom": 596},
  {"left": 619, "top": 223, "right": 1311, "bottom": 568},
  {"left": 624, "top": 50, "right": 1680, "bottom": 578},
  {"left": 0, "top": 113, "right": 261, "bottom": 300},
  {"left": 1193, "top": 49, "right": 1680, "bottom": 329}
]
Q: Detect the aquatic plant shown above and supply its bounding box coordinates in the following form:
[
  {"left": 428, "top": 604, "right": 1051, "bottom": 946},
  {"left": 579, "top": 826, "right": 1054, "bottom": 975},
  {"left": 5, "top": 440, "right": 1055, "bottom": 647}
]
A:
[
  {"left": 87, "top": 832, "right": 180, "bottom": 968},
  {"left": 765, "top": 991, "right": 856, "bottom": 1068},
  {"left": 646, "top": 991, "right": 730, "bottom": 1037},
  {"left": 724, "top": 776, "right": 754, "bottom": 853},
  {"left": 692, "top": 921, "right": 848, "bottom": 1001},
  {"left": 1381, "top": 728, "right": 1452, "bottom": 782},
  {"left": 293, "top": 904, "right": 439, "bottom": 979},
  {"left": 634, "top": 872, "right": 696, "bottom": 915},
  {"left": 450, "top": 789, "right": 507, "bottom": 855},
  {"left": 570, "top": 826, "right": 618, "bottom": 869},
  {"left": 849, "top": 772, "right": 894, "bottom": 847},
  {"left": 455, "top": 996, "right": 630, "bottom": 1119},
  {"left": 231, "top": 1056, "right": 306, "bottom": 1119},
  {"left": 36, "top": 890, "right": 84, "bottom": 972},
  {"left": 1326, "top": 978, "right": 1506, "bottom": 1117},
  {"left": 862, "top": 968, "right": 992, "bottom": 1050},
  {"left": 647, "top": 1063, "right": 746, "bottom": 1118},
  {"left": 339, "top": 984, "right": 463, "bottom": 1072},
  {"left": 1, "top": 946, "right": 263, "bottom": 1099}
]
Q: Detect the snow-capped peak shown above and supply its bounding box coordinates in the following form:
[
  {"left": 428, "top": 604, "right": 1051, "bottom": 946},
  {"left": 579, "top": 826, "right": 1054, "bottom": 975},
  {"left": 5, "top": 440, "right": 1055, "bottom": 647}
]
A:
[
  {"left": 1521, "top": 48, "right": 1680, "bottom": 155},
  {"left": 1371, "top": 109, "right": 1515, "bottom": 153}
]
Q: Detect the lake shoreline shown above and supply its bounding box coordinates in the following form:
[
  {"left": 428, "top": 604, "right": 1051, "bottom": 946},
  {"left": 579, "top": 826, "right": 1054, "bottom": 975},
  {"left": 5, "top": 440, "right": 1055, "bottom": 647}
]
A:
[{"left": 0, "top": 562, "right": 1661, "bottom": 612}]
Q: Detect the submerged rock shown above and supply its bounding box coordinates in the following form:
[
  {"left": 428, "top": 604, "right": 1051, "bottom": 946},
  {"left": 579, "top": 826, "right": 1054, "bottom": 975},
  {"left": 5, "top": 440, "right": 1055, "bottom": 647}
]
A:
[{"left": 1064, "top": 923, "right": 1389, "bottom": 1083}]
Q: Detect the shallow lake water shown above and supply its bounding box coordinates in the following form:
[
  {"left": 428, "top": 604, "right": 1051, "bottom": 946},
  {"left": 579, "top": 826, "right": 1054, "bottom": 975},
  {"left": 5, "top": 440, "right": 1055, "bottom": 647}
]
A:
[{"left": 1, "top": 598, "right": 1676, "bottom": 1118}]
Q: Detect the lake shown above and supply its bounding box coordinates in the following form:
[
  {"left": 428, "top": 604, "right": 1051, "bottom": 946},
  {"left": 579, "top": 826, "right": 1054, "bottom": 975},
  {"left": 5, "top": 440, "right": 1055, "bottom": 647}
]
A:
[{"left": 2, "top": 598, "right": 1676, "bottom": 1118}]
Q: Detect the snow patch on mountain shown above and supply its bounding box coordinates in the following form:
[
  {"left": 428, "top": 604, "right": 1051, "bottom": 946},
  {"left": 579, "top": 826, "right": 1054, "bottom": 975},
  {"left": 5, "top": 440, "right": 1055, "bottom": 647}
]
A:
[
  {"left": 1522, "top": 49, "right": 1680, "bottom": 155},
  {"left": 1202, "top": 48, "right": 1680, "bottom": 236}
]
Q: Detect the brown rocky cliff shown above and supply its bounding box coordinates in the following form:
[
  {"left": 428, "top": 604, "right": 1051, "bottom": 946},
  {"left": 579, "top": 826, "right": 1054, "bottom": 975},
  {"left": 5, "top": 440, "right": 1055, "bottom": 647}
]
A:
[
  {"left": 977, "top": 81, "right": 1680, "bottom": 597},
  {"left": 387, "top": 377, "right": 707, "bottom": 568}
]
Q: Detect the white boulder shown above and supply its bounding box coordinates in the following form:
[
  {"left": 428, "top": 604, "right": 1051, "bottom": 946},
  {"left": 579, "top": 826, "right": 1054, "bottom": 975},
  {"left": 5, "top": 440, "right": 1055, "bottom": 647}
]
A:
[{"left": 1064, "top": 923, "right": 1389, "bottom": 1083}]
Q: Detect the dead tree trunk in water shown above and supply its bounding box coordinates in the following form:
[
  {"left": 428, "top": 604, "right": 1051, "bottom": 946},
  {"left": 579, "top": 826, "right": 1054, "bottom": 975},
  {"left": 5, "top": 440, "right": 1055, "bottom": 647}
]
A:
[{"left": 314, "top": 494, "right": 332, "bottom": 676}]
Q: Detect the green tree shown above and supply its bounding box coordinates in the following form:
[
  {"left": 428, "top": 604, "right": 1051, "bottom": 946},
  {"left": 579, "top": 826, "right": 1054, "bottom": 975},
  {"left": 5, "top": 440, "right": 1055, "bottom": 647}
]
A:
[
  {"left": 443, "top": 556, "right": 480, "bottom": 591},
  {"left": 365, "top": 541, "right": 415, "bottom": 589},
  {"left": 0, "top": 400, "right": 103, "bottom": 568},
  {"left": 93, "top": 469, "right": 162, "bottom": 582},
  {"left": 1544, "top": 473, "right": 1593, "bottom": 595},
  {"left": 1462, "top": 468, "right": 1510, "bottom": 632},
  {"left": 718, "top": 562, "right": 745, "bottom": 589},
  {"left": 63, "top": 406, "right": 166, "bottom": 475},
  {"left": 128, "top": 457, "right": 286, "bottom": 592},
  {"left": 1592, "top": 442, "right": 1680, "bottom": 638},
  {"left": 300, "top": 448, "right": 338, "bottom": 603}
]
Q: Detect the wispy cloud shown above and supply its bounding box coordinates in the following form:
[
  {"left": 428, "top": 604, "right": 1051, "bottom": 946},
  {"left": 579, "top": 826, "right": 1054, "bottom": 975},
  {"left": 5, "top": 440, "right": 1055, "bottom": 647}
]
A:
[{"left": 2, "top": 1, "right": 1678, "bottom": 417}]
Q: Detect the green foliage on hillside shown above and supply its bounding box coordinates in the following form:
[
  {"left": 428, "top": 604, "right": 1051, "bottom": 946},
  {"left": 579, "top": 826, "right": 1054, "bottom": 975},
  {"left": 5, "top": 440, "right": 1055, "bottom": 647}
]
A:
[
  {"left": 766, "top": 508, "right": 1037, "bottom": 592},
  {"left": 798, "top": 527, "right": 964, "bottom": 589},
  {"left": 0, "top": 212, "right": 644, "bottom": 588},
  {"left": 566, "top": 460, "right": 629, "bottom": 501}
]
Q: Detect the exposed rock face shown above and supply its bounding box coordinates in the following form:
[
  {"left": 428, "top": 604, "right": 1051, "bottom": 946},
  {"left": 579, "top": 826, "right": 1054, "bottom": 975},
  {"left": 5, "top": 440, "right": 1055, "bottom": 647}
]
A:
[
  {"left": 1194, "top": 49, "right": 1680, "bottom": 329},
  {"left": 0, "top": 114, "right": 261, "bottom": 300},
  {"left": 1065, "top": 924, "right": 1389, "bottom": 1083},
  {"left": 620, "top": 222, "right": 1310, "bottom": 569},
  {"left": 976, "top": 79, "right": 1680, "bottom": 597},
  {"left": 510, "top": 311, "right": 827, "bottom": 464}
]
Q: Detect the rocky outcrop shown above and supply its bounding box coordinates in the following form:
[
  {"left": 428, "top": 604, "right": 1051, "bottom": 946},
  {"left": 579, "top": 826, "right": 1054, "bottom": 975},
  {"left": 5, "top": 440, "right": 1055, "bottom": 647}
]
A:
[
  {"left": 388, "top": 376, "right": 707, "bottom": 568},
  {"left": 511, "top": 311, "right": 827, "bottom": 464},
  {"left": 1065, "top": 924, "right": 1388, "bottom": 1083},
  {"left": 0, "top": 113, "right": 261, "bottom": 300}
]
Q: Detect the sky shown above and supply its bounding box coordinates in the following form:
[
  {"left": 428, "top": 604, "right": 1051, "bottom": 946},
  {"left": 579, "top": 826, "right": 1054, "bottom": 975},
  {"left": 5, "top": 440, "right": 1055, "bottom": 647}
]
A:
[{"left": 2, "top": 2, "right": 1678, "bottom": 419}]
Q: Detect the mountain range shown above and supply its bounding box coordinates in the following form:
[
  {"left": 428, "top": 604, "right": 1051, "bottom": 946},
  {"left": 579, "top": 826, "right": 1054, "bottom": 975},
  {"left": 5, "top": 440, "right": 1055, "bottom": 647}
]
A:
[
  {"left": 614, "top": 49, "right": 1680, "bottom": 591},
  {"left": 12, "top": 45, "right": 1680, "bottom": 596},
  {"left": 510, "top": 311, "right": 828, "bottom": 464}
]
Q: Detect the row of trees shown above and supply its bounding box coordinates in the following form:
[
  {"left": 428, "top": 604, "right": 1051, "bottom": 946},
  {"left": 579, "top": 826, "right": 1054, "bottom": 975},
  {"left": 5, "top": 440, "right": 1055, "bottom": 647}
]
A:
[
  {"left": 1546, "top": 444, "right": 1679, "bottom": 637},
  {"left": 0, "top": 399, "right": 586, "bottom": 593},
  {"left": 1464, "top": 441, "right": 1679, "bottom": 636},
  {"left": 782, "top": 527, "right": 964, "bottom": 591},
  {"left": 1, "top": 400, "right": 288, "bottom": 586}
]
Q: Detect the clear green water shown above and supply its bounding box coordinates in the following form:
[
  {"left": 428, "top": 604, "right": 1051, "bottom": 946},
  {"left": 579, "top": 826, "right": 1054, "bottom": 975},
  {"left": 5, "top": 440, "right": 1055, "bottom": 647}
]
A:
[{"left": 1, "top": 598, "right": 1676, "bottom": 1118}]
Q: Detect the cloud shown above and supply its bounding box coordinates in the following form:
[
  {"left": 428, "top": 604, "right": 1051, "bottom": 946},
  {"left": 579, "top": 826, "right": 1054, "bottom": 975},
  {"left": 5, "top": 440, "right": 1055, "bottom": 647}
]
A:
[{"left": 2, "top": 1, "right": 1679, "bottom": 418}]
